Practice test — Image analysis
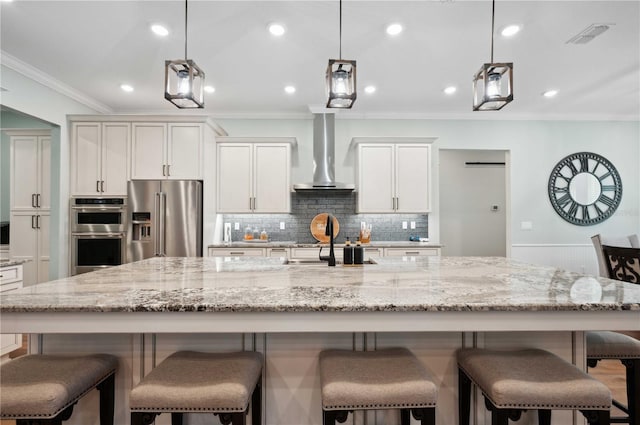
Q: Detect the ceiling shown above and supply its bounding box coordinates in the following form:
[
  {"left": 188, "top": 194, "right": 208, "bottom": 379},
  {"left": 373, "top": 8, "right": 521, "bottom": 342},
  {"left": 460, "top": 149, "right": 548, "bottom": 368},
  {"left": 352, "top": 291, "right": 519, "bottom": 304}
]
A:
[{"left": 1, "top": 0, "right": 639, "bottom": 119}]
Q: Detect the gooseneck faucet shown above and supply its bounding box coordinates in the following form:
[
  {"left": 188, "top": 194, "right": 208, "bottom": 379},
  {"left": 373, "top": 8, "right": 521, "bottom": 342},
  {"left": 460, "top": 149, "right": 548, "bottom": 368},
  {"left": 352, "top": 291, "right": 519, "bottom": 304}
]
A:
[{"left": 319, "top": 214, "right": 336, "bottom": 266}]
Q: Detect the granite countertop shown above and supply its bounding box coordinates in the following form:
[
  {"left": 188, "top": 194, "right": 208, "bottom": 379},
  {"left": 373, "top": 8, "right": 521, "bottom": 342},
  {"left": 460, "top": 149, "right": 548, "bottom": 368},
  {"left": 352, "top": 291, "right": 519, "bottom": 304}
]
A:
[
  {"left": 209, "top": 241, "right": 442, "bottom": 248},
  {"left": 1, "top": 256, "right": 639, "bottom": 313},
  {"left": 0, "top": 259, "right": 31, "bottom": 267}
]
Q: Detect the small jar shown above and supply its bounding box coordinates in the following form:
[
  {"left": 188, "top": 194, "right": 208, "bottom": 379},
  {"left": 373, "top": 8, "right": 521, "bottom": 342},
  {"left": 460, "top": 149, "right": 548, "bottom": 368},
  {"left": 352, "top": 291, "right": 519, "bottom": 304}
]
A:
[
  {"left": 244, "top": 225, "right": 253, "bottom": 240},
  {"left": 260, "top": 229, "right": 268, "bottom": 241},
  {"left": 343, "top": 237, "right": 354, "bottom": 264},
  {"left": 253, "top": 227, "right": 260, "bottom": 240}
]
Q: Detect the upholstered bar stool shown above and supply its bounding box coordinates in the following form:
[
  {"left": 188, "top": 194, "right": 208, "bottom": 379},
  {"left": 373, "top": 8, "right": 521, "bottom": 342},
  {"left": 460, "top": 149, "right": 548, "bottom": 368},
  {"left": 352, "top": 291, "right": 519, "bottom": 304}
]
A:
[
  {"left": 0, "top": 353, "right": 118, "bottom": 425},
  {"left": 130, "top": 351, "right": 263, "bottom": 425},
  {"left": 457, "top": 348, "right": 611, "bottom": 425},
  {"left": 319, "top": 347, "right": 438, "bottom": 425}
]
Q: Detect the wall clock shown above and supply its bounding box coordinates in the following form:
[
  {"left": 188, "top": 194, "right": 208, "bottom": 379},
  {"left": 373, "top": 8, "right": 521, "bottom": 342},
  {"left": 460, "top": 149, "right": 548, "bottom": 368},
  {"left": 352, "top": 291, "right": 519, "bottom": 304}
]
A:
[{"left": 548, "top": 152, "right": 622, "bottom": 226}]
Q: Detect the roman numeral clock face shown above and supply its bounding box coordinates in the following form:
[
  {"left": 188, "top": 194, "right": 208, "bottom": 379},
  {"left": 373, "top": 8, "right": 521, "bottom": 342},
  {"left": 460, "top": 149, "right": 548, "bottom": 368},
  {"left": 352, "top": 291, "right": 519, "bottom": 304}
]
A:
[{"left": 548, "top": 152, "right": 622, "bottom": 226}]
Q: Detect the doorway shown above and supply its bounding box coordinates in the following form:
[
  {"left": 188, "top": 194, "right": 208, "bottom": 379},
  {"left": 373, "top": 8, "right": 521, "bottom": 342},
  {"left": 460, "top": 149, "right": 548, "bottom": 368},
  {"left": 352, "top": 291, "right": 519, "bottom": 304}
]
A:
[{"left": 439, "top": 149, "right": 508, "bottom": 256}]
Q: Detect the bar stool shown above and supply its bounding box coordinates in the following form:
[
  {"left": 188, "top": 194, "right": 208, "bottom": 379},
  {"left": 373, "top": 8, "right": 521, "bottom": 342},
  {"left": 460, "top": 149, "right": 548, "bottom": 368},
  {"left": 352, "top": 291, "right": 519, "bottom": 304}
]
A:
[
  {"left": 319, "top": 347, "right": 438, "bottom": 425},
  {"left": 0, "top": 353, "right": 118, "bottom": 425},
  {"left": 130, "top": 351, "right": 263, "bottom": 425},
  {"left": 457, "top": 348, "right": 611, "bottom": 425}
]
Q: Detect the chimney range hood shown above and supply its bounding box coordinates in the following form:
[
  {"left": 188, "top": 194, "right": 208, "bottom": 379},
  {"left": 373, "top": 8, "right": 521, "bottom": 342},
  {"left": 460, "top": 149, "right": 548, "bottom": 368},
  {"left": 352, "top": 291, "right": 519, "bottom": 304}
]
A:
[{"left": 293, "top": 113, "right": 355, "bottom": 192}]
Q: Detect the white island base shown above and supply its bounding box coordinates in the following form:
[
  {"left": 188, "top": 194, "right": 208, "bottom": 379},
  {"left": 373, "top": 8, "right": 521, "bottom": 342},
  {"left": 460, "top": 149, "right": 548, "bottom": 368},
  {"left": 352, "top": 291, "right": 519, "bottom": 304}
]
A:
[{"left": 34, "top": 330, "right": 586, "bottom": 425}]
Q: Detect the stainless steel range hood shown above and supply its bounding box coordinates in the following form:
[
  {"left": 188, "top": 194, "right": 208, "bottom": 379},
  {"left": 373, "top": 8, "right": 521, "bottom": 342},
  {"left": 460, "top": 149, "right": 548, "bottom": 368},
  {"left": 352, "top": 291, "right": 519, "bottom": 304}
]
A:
[{"left": 293, "top": 114, "right": 355, "bottom": 192}]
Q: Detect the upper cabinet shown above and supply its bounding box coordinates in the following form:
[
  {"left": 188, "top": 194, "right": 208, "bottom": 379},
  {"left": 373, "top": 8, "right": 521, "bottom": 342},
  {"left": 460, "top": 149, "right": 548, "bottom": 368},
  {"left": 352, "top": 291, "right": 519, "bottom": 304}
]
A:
[
  {"left": 131, "top": 123, "right": 203, "bottom": 180},
  {"left": 217, "top": 137, "right": 294, "bottom": 213},
  {"left": 70, "top": 122, "right": 130, "bottom": 195},
  {"left": 354, "top": 138, "right": 435, "bottom": 213},
  {"left": 9, "top": 132, "right": 51, "bottom": 211}
]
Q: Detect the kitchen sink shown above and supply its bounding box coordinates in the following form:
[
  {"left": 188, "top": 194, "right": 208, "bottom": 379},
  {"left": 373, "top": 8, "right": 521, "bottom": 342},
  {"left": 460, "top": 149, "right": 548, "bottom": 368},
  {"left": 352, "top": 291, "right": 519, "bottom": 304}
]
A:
[{"left": 285, "top": 258, "right": 377, "bottom": 265}]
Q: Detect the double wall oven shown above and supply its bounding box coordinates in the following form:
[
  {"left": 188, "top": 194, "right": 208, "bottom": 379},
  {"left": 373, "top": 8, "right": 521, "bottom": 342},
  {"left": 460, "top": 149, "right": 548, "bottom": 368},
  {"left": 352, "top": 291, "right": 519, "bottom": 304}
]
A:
[{"left": 70, "top": 197, "right": 127, "bottom": 275}]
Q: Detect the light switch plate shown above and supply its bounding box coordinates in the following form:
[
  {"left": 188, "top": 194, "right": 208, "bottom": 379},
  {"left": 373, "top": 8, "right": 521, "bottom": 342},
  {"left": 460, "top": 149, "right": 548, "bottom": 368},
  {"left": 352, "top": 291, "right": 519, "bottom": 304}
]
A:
[
  {"left": 234, "top": 222, "right": 240, "bottom": 230},
  {"left": 402, "top": 221, "right": 408, "bottom": 229},
  {"left": 410, "top": 221, "right": 416, "bottom": 229},
  {"left": 280, "top": 222, "right": 286, "bottom": 230}
]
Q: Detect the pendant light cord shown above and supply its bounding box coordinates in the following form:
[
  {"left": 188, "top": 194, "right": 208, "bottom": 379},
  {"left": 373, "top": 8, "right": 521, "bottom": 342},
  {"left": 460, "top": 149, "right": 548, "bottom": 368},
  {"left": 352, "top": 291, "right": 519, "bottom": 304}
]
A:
[
  {"left": 184, "top": 0, "right": 188, "bottom": 60},
  {"left": 339, "top": 0, "right": 342, "bottom": 59},
  {"left": 490, "top": 0, "right": 495, "bottom": 63}
]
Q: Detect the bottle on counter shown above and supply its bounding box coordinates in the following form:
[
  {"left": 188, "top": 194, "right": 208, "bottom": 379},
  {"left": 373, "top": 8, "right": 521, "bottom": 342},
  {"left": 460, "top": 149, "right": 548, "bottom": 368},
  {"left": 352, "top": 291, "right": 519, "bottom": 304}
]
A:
[
  {"left": 253, "top": 227, "right": 260, "bottom": 240},
  {"left": 354, "top": 240, "right": 364, "bottom": 265},
  {"left": 260, "top": 229, "right": 268, "bottom": 241},
  {"left": 343, "top": 237, "right": 354, "bottom": 265},
  {"left": 244, "top": 225, "right": 253, "bottom": 240}
]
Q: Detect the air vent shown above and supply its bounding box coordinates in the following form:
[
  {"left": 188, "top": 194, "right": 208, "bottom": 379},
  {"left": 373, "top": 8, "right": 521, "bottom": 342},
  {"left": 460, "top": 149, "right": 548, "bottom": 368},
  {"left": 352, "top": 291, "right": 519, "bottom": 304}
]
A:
[{"left": 566, "top": 24, "right": 613, "bottom": 44}]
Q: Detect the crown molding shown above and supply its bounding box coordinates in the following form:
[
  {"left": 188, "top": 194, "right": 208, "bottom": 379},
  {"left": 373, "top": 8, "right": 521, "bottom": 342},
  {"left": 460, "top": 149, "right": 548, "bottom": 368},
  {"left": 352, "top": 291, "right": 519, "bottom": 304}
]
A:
[{"left": 1, "top": 50, "right": 113, "bottom": 114}]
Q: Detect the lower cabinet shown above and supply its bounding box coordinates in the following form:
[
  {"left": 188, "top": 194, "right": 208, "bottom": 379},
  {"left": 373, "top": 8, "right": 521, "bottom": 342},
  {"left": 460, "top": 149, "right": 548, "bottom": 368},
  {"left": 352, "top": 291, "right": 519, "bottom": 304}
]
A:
[
  {"left": 384, "top": 247, "right": 441, "bottom": 257},
  {"left": 208, "top": 246, "right": 439, "bottom": 260},
  {"left": 1, "top": 264, "right": 23, "bottom": 358},
  {"left": 208, "top": 248, "right": 265, "bottom": 257}
]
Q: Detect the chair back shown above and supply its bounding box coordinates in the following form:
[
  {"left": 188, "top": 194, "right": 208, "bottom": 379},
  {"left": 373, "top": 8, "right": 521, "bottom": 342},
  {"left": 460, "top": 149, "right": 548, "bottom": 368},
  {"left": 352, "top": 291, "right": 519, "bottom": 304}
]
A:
[
  {"left": 591, "top": 234, "right": 640, "bottom": 278},
  {"left": 601, "top": 245, "right": 640, "bottom": 284}
]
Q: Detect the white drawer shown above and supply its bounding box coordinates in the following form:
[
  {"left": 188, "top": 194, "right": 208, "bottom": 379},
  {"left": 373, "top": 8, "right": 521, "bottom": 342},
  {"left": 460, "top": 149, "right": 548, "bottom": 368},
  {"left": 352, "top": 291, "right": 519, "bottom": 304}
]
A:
[
  {"left": 291, "top": 247, "right": 344, "bottom": 260},
  {"left": 208, "top": 248, "right": 265, "bottom": 257},
  {"left": 0, "top": 265, "right": 22, "bottom": 286},
  {"left": 361, "top": 247, "right": 384, "bottom": 258},
  {"left": 267, "top": 248, "right": 290, "bottom": 258},
  {"left": 384, "top": 247, "right": 440, "bottom": 257}
]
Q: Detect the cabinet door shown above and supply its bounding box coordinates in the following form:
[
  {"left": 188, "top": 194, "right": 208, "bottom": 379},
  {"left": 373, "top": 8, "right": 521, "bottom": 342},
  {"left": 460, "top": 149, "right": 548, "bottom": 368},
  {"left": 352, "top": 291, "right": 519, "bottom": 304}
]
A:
[
  {"left": 37, "top": 214, "right": 50, "bottom": 283},
  {"left": 71, "top": 123, "right": 102, "bottom": 195},
  {"left": 101, "top": 123, "right": 130, "bottom": 195},
  {"left": 10, "top": 136, "right": 39, "bottom": 210},
  {"left": 9, "top": 213, "right": 38, "bottom": 286},
  {"left": 131, "top": 123, "right": 166, "bottom": 179},
  {"left": 253, "top": 144, "right": 290, "bottom": 213},
  {"left": 357, "top": 144, "right": 395, "bottom": 213},
  {"left": 167, "top": 124, "right": 203, "bottom": 179},
  {"left": 38, "top": 136, "right": 51, "bottom": 210},
  {"left": 395, "top": 144, "right": 430, "bottom": 213},
  {"left": 217, "top": 144, "right": 253, "bottom": 213}
]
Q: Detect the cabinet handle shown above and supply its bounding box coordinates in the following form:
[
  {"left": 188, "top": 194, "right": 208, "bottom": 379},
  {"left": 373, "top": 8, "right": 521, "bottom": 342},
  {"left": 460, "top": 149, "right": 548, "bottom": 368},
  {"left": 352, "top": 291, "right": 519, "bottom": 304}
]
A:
[
  {"left": 162, "top": 165, "right": 166, "bottom": 176},
  {"left": 229, "top": 252, "right": 245, "bottom": 255},
  {"left": 96, "top": 181, "right": 100, "bottom": 193},
  {"left": 37, "top": 193, "right": 41, "bottom": 208},
  {"left": 32, "top": 194, "right": 37, "bottom": 208},
  {"left": 101, "top": 181, "right": 105, "bottom": 192},
  {"left": 167, "top": 165, "right": 170, "bottom": 176},
  {"left": 405, "top": 251, "right": 420, "bottom": 255},
  {"left": 31, "top": 215, "right": 36, "bottom": 229},
  {"left": 396, "top": 197, "right": 399, "bottom": 211},
  {"left": 37, "top": 215, "right": 41, "bottom": 229},
  {"left": 249, "top": 198, "right": 252, "bottom": 210}
]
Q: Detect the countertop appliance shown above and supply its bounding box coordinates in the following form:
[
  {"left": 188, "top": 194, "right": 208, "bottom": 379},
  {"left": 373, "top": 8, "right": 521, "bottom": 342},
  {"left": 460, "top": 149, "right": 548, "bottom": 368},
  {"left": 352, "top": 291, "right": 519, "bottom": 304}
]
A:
[
  {"left": 127, "top": 180, "right": 203, "bottom": 262},
  {"left": 70, "top": 197, "right": 127, "bottom": 275}
]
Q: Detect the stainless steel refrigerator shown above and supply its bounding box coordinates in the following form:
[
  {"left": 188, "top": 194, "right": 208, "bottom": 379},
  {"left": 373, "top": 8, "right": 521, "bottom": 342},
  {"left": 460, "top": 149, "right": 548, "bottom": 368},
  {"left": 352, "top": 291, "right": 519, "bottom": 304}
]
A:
[{"left": 127, "top": 180, "right": 203, "bottom": 262}]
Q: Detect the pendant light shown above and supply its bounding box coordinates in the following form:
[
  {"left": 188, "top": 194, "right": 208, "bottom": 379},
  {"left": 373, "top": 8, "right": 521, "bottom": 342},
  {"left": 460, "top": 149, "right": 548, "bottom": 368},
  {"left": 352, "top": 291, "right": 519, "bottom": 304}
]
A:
[
  {"left": 164, "top": 0, "right": 205, "bottom": 109},
  {"left": 472, "top": 0, "right": 513, "bottom": 111},
  {"left": 326, "top": 0, "right": 357, "bottom": 109}
]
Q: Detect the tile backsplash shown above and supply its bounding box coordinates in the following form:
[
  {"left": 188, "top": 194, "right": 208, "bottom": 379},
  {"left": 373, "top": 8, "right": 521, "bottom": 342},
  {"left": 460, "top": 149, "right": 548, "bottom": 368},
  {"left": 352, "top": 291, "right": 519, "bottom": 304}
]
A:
[{"left": 223, "top": 192, "right": 428, "bottom": 243}]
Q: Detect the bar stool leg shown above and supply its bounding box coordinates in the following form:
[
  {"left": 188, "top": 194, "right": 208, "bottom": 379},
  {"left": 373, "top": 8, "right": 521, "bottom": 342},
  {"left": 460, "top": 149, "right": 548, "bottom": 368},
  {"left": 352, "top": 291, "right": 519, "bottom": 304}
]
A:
[
  {"left": 97, "top": 373, "right": 116, "bottom": 425},
  {"left": 458, "top": 369, "right": 472, "bottom": 425},
  {"left": 624, "top": 359, "right": 639, "bottom": 425},
  {"left": 491, "top": 410, "right": 510, "bottom": 425},
  {"left": 538, "top": 409, "right": 551, "bottom": 425},
  {"left": 171, "top": 412, "right": 183, "bottom": 425},
  {"left": 412, "top": 407, "right": 436, "bottom": 425},
  {"left": 252, "top": 377, "right": 262, "bottom": 425},
  {"left": 400, "top": 409, "right": 411, "bottom": 425}
]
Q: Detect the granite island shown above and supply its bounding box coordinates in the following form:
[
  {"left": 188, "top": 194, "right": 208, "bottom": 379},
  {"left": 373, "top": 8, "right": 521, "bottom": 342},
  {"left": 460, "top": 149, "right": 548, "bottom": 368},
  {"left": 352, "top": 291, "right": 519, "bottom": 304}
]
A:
[{"left": 1, "top": 256, "right": 639, "bottom": 425}]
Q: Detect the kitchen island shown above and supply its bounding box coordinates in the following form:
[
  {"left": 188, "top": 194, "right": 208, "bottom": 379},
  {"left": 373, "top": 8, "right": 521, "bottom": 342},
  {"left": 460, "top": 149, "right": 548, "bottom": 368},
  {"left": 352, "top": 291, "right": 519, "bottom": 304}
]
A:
[{"left": 1, "top": 256, "right": 639, "bottom": 425}]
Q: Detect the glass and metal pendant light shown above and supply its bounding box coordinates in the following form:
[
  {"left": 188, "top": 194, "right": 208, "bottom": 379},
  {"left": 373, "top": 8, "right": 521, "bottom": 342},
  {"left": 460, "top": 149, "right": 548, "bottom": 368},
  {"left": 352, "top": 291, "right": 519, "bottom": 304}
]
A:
[
  {"left": 472, "top": 0, "right": 513, "bottom": 111},
  {"left": 326, "top": 0, "right": 357, "bottom": 108},
  {"left": 164, "top": 0, "right": 205, "bottom": 108}
]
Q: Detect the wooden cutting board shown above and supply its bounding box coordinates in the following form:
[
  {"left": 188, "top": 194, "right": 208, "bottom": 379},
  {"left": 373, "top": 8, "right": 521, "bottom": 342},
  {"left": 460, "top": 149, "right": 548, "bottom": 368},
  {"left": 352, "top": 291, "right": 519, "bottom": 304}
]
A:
[{"left": 310, "top": 213, "right": 340, "bottom": 243}]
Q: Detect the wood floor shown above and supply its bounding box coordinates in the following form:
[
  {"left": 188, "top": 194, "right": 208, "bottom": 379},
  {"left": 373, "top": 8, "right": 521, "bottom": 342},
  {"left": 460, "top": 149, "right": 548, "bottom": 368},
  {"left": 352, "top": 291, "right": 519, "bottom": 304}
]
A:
[{"left": 1, "top": 334, "right": 637, "bottom": 425}]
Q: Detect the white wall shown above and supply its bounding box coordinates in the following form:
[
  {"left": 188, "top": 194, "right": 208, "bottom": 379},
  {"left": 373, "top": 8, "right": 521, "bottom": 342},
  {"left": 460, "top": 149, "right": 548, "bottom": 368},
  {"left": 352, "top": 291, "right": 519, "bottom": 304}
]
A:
[{"left": 1, "top": 65, "right": 102, "bottom": 278}]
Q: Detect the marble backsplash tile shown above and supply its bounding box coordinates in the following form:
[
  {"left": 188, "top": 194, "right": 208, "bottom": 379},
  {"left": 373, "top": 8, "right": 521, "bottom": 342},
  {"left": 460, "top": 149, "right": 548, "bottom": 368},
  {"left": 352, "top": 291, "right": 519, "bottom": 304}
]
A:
[{"left": 223, "top": 192, "right": 428, "bottom": 243}]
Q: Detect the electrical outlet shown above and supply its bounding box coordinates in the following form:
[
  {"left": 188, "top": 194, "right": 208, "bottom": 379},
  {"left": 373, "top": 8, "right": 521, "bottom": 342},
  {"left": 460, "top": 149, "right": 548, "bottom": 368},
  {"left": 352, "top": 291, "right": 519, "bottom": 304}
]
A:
[
  {"left": 234, "top": 222, "right": 240, "bottom": 230},
  {"left": 410, "top": 221, "right": 416, "bottom": 229},
  {"left": 280, "top": 222, "right": 286, "bottom": 230},
  {"left": 402, "top": 221, "right": 408, "bottom": 229}
]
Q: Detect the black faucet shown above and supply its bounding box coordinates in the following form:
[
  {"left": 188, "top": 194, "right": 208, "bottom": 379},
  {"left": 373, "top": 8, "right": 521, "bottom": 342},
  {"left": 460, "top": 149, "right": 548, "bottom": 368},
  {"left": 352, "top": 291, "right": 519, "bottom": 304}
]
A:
[{"left": 319, "top": 214, "right": 336, "bottom": 266}]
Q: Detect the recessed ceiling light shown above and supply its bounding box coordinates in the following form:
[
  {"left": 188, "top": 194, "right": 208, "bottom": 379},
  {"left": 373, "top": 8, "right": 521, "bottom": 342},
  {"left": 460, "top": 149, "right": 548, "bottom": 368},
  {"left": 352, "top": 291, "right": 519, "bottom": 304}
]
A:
[
  {"left": 151, "top": 24, "right": 169, "bottom": 37},
  {"left": 120, "top": 84, "right": 134, "bottom": 92},
  {"left": 501, "top": 25, "right": 521, "bottom": 37},
  {"left": 269, "top": 23, "right": 286, "bottom": 36},
  {"left": 386, "top": 23, "right": 403, "bottom": 36},
  {"left": 204, "top": 86, "right": 215, "bottom": 93},
  {"left": 542, "top": 90, "right": 558, "bottom": 98},
  {"left": 284, "top": 85, "right": 296, "bottom": 94},
  {"left": 364, "top": 85, "right": 376, "bottom": 94},
  {"left": 444, "top": 86, "right": 457, "bottom": 95}
]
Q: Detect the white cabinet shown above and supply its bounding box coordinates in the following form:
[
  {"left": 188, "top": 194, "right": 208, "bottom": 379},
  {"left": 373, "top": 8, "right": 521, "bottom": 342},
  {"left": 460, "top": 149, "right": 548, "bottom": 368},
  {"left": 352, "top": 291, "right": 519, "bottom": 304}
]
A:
[
  {"left": 9, "top": 212, "right": 49, "bottom": 286},
  {"left": 356, "top": 141, "right": 432, "bottom": 213},
  {"left": 208, "top": 248, "right": 265, "bottom": 257},
  {"left": 1, "top": 264, "right": 23, "bottom": 357},
  {"left": 267, "top": 247, "right": 290, "bottom": 259},
  {"left": 131, "top": 123, "right": 203, "bottom": 180},
  {"left": 10, "top": 133, "right": 50, "bottom": 211},
  {"left": 217, "top": 138, "right": 293, "bottom": 213},
  {"left": 384, "top": 247, "right": 440, "bottom": 257},
  {"left": 70, "top": 122, "right": 130, "bottom": 195}
]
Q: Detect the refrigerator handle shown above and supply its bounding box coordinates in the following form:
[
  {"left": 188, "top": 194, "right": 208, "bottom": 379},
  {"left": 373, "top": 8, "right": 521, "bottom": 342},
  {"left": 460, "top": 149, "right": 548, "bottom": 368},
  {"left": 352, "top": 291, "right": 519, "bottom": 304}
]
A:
[
  {"left": 159, "top": 192, "right": 167, "bottom": 256},
  {"left": 154, "top": 192, "right": 161, "bottom": 256}
]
